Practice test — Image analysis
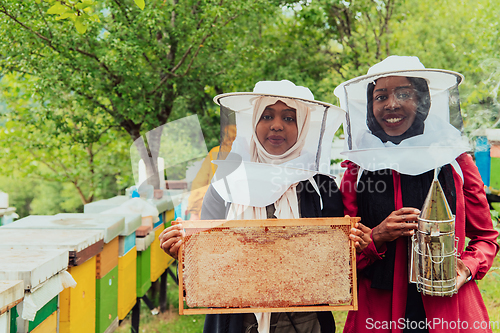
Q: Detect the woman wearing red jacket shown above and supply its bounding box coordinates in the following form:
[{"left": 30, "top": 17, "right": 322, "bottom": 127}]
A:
[{"left": 335, "top": 56, "right": 499, "bottom": 333}]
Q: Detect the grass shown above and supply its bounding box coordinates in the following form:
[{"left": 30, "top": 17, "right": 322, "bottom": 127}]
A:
[
  {"left": 116, "top": 268, "right": 205, "bottom": 333},
  {"left": 477, "top": 255, "right": 500, "bottom": 332},
  {"left": 116, "top": 256, "right": 500, "bottom": 333}
]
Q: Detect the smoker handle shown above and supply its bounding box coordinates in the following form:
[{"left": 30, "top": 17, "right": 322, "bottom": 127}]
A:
[{"left": 427, "top": 243, "right": 445, "bottom": 264}]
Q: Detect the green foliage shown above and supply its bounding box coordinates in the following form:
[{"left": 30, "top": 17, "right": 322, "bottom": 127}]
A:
[
  {"left": 0, "top": 176, "right": 85, "bottom": 217},
  {"left": 491, "top": 209, "right": 499, "bottom": 223},
  {"left": 116, "top": 270, "right": 206, "bottom": 333},
  {"left": 477, "top": 255, "right": 500, "bottom": 326},
  {"left": 0, "top": 73, "right": 133, "bottom": 205},
  {"left": 491, "top": 203, "right": 500, "bottom": 241},
  {"left": 133, "top": 0, "right": 145, "bottom": 10},
  {"left": 0, "top": 176, "right": 38, "bottom": 218},
  {"left": 34, "top": 0, "right": 147, "bottom": 34},
  {"left": 30, "top": 181, "right": 84, "bottom": 214},
  {"left": 45, "top": 0, "right": 100, "bottom": 34},
  {"left": 216, "top": 0, "right": 398, "bottom": 103},
  {"left": 1, "top": 0, "right": 500, "bottom": 207},
  {"left": 0, "top": 0, "right": 286, "bottom": 142},
  {"left": 388, "top": 0, "right": 500, "bottom": 133},
  {"left": 331, "top": 158, "right": 343, "bottom": 165}
]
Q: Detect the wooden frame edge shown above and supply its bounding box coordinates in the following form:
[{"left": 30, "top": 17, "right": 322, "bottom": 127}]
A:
[
  {"left": 0, "top": 298, "right": 23, "bottom": 316},
  {"left": 178, "top": 244, "right": 184, "bottom": 316},
  {"left": 351, "top": 217, "right": 359, "bottom": 311},
  {"left": 181, "top": 304, "right": 355, "bottom": 315},
  {"left": 182, "top": 217, "right": 356, "bottom": 229}
]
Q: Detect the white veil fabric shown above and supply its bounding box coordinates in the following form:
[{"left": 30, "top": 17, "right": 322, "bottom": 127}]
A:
[
  {"left": 211, "top": 80, "right": 345, "bottom": 208},
  {"left": 333, "top": 56, "right": 470, "bottom": 176}
]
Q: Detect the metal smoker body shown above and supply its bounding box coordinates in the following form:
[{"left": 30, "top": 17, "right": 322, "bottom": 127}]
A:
[{"left": 410, "top": 178, "right": 458, "bottom": 296}]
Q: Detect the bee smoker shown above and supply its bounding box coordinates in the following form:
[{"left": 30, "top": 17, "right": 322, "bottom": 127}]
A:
[{"left": 410, "top": 177, "right": 458, "bottom": 296}]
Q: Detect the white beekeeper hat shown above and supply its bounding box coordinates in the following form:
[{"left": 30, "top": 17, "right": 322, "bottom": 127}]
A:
[
  {"left": 210, "top": 80, "right": 345, "bottom": 207},
  {"left": 334, "top": 56, "right": 469, "bottom": 176}
]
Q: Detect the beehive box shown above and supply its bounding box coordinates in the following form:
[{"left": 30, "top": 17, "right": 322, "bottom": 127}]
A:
[
  {"left": 119, "top": 232, "right": 136, "bottom": 257},
  {"left": 117, "top": 247, "right": 137, "bottom": 320},
  {"left": 165, "top": 209, "right": 175, "bottom": 225},
  {"left": 0, "top": 228, "right": 104, "bottom": 267},
  {"left": 0, "top": 249, "right": 69, "bottom": 332},
  {"left": 3, "top": 214, "right": 123, "bottom": 244},
  {"left": 0, "top": 249, "right": 68, "bottom": 290},
  {"left": 136, "top": 247, "right": 151, "bottom": 298},
  {"left": 0, "top": 280, "right": 23, "bottom": 333},
  {"left": 151, "top": 196, "right": 174, "bottom": 216},
  {"left": 60, "top": 256, "right": 96, "bottom": 333},
  {"left": 95, "top": 265, "right": 118, "bottom": 333},
  {"left": 136, "top": 231, "right": 155, "bottom": 252},
  {"left": 28, "top": 295, "right": 58, "bottom": 332},
  {"left": 150, "top": 224, "right": 175, "bottom": 282},
  {"left": 0, "top": 281, "right": 24, "bottom": 313},
  {"left": 96, "top": 236, "right": 119, "bottom": 279},
  {"left": 54, "top": 214, "right": 124, "bottom": 244},
  {"left": 30, "top": 310, "right": 57, "bottom": 333},
  {"left": 179, "top": 217, "right": 358, "bottom": 314}
]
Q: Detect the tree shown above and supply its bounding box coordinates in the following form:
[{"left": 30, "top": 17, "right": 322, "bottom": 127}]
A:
[
  {"left": 0, "top": 73, "right": 132, "bottom": 204},
  {"left": 387, "top": 0, "right": 500, "bottom": 133},
  {"left": 211, "top": 0, "right": 399, "bottom": 106},
  {"left": 0, "top": 0, "right": 290, "bottom": 188},
  {"left": 0, "top": 0, "right": 285, "bottom": 138}
]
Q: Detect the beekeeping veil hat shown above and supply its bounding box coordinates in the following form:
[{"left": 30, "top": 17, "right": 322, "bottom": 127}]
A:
[
  {"left": 334, "top": 56, "right": 470, "bottom": 176},
  {"left": 211, "top": 80, "right": 345, "bottom": 207}
]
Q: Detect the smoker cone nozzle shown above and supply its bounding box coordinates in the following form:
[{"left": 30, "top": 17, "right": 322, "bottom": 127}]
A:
[{"left": 419, "top": 179, "right": 454, "bottom": 221}]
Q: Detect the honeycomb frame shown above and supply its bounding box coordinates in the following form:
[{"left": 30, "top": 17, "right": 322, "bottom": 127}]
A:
[{"left": 178, "top": 217, "right": 359, "bottom": 315}]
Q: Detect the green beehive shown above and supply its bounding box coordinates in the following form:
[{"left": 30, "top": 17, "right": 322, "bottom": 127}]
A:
[
  {"left": 136, "top": 247, "right": 152, "bottom": 298},
  {"left": 95, "top": 265, "right": 118, "bottom": 333},
  {"left": 10, "top": 306, "right": 18, "bottom": 333},
  {"left": 490, "top": 157, "right": 500, "bottom": 190}
]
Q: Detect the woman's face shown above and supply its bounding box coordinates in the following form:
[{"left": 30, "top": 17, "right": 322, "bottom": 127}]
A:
[
  {"left": 256, "top": 100, "right": 298, "bottom": 155},
  {"left": 372, "top": 76, "right": 418, "bottom": 136}
]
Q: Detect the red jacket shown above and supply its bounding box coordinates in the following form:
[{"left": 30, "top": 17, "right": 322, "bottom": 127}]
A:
[{"left": 341, "top": 153, "right": 499, "bottom": 333}]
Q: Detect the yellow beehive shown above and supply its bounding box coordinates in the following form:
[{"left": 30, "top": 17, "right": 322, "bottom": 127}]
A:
[
  {"left": 150, "top": 225, "right": 174, "bottom": 282},
  {"left": 165, "top": 209, "right": 175, "bottom": 224},
  {"left": 31, "top": 311, "right": 57, "bottom": 333},
  {"left": 59, "top": 256, "right": 96, "bottom": 333},
  {"left": 118, "top": 247, "right": 137, "bottom": 320}
]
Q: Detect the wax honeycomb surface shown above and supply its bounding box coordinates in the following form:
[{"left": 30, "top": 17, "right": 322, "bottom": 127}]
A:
[{"left": 182, "top": 225, "right": 352, "bottom": 308}]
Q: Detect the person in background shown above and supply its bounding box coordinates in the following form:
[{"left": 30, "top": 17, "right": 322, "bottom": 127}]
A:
[{"left": 187, "top": 125, "right": 237, "bottom": 220}]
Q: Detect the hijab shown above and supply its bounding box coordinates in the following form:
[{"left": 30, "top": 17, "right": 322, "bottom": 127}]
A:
[
  {"left": 227, "top": 96, "right": 311, "bottom": 221},
  {"left": 333, "top": 56, "right": 468, "bottom": 176},
  {"left": 366, "top": 77, "right": 431, "bottom": 144},
  {"left": 250, "top": 96, "right": 311, "bottom": 164}
]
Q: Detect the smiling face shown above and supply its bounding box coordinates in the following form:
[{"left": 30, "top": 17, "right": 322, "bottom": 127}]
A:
[
  {"left": 372, "top": 76, "right": 418, "bottom": 137},
  {"left": 255, "top": 100, "right": 298, "bottom": 155}
]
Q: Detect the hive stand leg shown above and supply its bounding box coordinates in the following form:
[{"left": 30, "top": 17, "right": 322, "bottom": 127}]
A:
[
  {"left": 160, "top": 271, "right": 167, "bottom": 313},
  {"left": 150, "top": 280, "right": 159, "bottom": 303},
  {"left": 166, "top": 265, "right": 178, "bottom": 285},
  {"left": 141, "top": 294, "right": 158, "bottom": 315},
  {"left": 131, "top": 298, "right": 140, "bottom": 333}
]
